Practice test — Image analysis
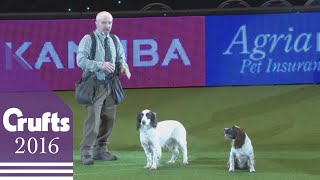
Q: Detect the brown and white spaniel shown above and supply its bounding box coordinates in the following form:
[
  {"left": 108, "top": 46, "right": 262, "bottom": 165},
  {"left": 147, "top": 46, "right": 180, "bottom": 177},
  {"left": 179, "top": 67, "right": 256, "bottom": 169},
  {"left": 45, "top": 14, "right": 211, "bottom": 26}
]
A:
[{"left": 224, "top": 125, "right": 255, "bottom": 172}]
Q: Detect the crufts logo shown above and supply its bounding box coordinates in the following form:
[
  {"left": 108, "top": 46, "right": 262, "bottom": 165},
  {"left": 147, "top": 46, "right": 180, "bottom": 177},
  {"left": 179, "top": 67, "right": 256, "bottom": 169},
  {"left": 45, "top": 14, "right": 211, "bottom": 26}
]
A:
[{"left": 2, "top": 107, "right": 70, "bottom": 132}]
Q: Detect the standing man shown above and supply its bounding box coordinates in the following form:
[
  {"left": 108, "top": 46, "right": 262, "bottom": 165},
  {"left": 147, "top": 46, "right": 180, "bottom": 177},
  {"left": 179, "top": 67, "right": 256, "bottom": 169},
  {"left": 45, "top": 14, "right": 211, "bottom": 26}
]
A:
[{"left": 76, "top": 11, "right": 131, "bottom": 165}]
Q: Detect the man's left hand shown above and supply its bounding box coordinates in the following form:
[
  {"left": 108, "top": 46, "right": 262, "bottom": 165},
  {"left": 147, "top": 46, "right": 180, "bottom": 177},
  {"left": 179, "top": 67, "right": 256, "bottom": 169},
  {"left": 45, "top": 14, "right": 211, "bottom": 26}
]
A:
[{"left": 120, "top": 66, "right": 131, "bottom": 79}]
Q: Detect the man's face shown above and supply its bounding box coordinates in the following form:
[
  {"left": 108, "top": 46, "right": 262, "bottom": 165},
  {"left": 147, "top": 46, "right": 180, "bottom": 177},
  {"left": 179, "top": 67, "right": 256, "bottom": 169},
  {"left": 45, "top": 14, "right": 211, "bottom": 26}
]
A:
[{"left": 96, "top": 15, "right": 113, "bottom": 34}]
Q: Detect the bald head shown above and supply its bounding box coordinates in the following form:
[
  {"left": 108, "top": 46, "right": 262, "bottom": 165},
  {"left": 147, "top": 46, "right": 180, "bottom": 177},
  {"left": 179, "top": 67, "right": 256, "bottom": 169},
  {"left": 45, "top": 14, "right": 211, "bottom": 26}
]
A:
[
  {"left": 96, "top": 11, "right": 112, "bottom": 21},
  {"left": 95, "top": 11, "right": 113, "bottom": 35}
]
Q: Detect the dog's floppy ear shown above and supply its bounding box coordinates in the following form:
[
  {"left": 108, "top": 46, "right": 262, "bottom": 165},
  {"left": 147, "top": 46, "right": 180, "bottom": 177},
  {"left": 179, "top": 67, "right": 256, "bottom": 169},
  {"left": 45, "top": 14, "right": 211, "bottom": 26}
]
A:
[
  {"left": 136, "top": 112, "right": 142, "bottom": 130},
  {"left": 234, "top": 126, "right": 245, "bottom": 149},
  {"left": 150, "top": 111, "right": 157, "bottom": 128}
]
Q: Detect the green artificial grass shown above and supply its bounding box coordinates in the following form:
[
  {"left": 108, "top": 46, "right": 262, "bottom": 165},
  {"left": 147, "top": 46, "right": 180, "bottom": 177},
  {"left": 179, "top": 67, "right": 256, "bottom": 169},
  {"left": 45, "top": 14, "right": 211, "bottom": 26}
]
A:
[{"left": 56, "top": 84, "right": 320, "bottom": 180}]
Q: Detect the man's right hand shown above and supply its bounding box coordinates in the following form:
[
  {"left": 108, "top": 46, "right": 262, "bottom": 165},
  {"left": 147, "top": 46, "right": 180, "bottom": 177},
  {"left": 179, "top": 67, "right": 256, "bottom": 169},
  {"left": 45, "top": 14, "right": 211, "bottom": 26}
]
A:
[{"left": 102, "top": 62, "right": 115, "bottom": 73}]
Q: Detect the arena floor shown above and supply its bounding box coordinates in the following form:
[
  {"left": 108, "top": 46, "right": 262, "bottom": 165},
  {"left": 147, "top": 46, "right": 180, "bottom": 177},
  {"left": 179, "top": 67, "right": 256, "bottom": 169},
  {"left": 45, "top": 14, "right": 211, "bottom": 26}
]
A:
[{"left": 56, "top": 84, "right": 320, "bottom": 180}]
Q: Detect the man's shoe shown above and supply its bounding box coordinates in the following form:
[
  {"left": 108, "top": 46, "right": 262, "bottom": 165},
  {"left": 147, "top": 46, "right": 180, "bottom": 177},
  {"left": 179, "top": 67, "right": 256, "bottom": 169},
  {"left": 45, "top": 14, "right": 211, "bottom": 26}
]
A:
[
  {"left": 81, "top": 155, "right": 94, "bottom": 165},
  {"left": 93, "top": 152, "right": 118, "bottom": 161}
]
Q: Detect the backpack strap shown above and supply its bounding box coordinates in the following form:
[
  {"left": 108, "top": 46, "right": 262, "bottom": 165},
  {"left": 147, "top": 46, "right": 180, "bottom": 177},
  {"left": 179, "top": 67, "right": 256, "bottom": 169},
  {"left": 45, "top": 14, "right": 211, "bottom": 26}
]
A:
[
  {"left": 89, "top": 31, "right": 96, "bottom": 60},
  {"left": 110, "top": 34, "right": 121, "bottom": 73},
  {"left": 81, "top": 32, "right": 96, "bottom": 78},
  {"left": 110, "top": 34, "right": 118, "bottom": 55}
]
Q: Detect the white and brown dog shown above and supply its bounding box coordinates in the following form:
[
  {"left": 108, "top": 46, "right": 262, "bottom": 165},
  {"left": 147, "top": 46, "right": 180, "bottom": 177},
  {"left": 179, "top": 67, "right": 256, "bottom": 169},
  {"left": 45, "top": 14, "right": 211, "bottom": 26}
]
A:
[
  {"left": 224, "top": 125, "right": 256, "bottom": 172},
  {"left": 137, "top": 109, "right": 188, "bottom": 170}
]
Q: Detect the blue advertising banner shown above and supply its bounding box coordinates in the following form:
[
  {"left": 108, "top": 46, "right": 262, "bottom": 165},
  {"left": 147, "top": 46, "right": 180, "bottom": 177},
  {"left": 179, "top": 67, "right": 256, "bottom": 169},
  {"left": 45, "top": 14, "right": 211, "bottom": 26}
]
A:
[{"left": 206, "top": 12, "right": 320, "bottom": 86}]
